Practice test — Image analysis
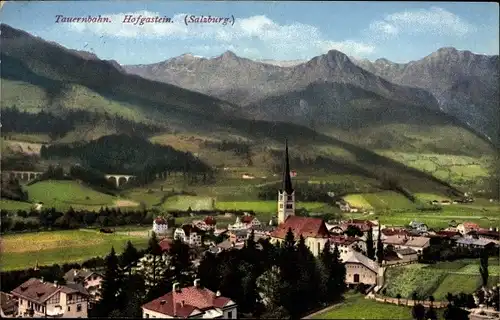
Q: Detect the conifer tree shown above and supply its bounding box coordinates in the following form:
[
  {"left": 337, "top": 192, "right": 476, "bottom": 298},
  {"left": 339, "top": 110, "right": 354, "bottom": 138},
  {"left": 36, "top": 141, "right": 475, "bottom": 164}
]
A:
[
  {"left": 94, "top": 247, "right": 123, "bottom": 317},
  {"left": 376, "top": 225, "right": 384, "bottom": 264},
  {"left": 366, "top": 226, "right": 375, "bottom": 260},
  {"left": 168, "top": 237, "right": 194, "bottom": 287},
  {"left": 139, "top": 232, "right": 169, "bottom": 297},
  {"left": 332, "top": 243, "right": 346, "bottom": 299},
  {"left": 121, "top": 240, "right": 140, "bottom": 276}
]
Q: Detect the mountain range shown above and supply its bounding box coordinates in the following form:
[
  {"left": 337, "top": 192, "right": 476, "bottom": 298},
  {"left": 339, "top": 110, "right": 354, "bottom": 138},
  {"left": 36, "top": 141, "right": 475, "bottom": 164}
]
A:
[
  {"left": 123, "top": 47, "right": 499, "bottom": 147},
  {"left": 0, "top": 23, "right": 497, "bottom": 196}
]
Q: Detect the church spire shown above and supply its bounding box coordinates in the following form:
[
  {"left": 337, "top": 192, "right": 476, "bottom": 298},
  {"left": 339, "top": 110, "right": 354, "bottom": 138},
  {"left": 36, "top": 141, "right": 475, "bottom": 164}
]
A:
[{"left": 282, "top": 139, "right": 293, "bottom": 194}]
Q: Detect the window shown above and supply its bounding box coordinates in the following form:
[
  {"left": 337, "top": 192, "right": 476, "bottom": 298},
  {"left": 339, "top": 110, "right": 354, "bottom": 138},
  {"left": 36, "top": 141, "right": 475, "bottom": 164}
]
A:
[
  {"left": 228, "top": 311, "right": 233, "bottom": 318},
  {"left": 279, "top": 195, "right": 283, "bottom": 200},
  {"left": 68, "top": 306, "right": 71, "bottom": 312},
  {"left": 279, "top": 204, "right": 283, "bottom": 208},
  {"left": 146, "top": 313, "right": 150, "bottom": 318},
  {"left": 68, "top": 294, "right": 73, "bottom": 301},
  {"left": 286, "top": 204, "right": 293, "bottom": 209},
  {"left": 77, "top": 304, "right": 82, "bottom": 312},
  {"left": 287, "top": 195, "right": 293, "bottom": 201}
]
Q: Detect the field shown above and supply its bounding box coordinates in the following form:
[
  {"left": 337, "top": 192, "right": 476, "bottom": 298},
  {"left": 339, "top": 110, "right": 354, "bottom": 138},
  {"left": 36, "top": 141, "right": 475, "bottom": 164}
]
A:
[
  {"left": 23, "top": 180, "right": 138, "bottom": 211},
  {"left": 0, "top": 229, "right": 150, "bottom": 271},
  {"left": 343, "top": 198, "right": 500, "bottom": 229},
  {"left": 376, "top": 151, "right": 491, "bottom": 189},
  {"left": 343, "top": 191, "right": 415, "bottom": 210},
  {"left": 311, "top": 293, "right": 412, "bottom": 319},
  {"left": 384, "top": 258, "right": 500, "bottom": 301},
  {"left": 0, "top": 199, "right": 34, "bottom": 211}
]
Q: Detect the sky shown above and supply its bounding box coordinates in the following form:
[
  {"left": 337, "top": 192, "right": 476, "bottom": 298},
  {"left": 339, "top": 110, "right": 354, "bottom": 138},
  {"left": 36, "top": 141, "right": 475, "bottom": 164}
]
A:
[{"left": 1, "top": 1, "right": 498, "bottom": 65}]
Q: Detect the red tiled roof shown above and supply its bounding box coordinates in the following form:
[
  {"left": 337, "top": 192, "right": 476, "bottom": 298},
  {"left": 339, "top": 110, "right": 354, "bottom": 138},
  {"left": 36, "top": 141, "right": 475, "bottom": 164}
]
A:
[
  {"left": 329, "top": 235, "right": 359, "bottom": 245},
  {"left": 341, "top": 219, "right": 377, "bottom": 232},
  {"left": 241, "top": 215, "right": 255, "bottom": 224},
  {"left": 434, "top": 231, "right": 461, "bottom": 238},
  {"left": 463, "top": 222, "right": 480, "bottom": 228},
  {"left": 159, "top": 239, "right": 172, "bottom": 252},
  {"left": 382, "top": 228, "right": 409, "bottom": 237},
  {"left": 142, "top": 286, "right": 233, "bottom": 318},
  {"left": 11, "top": 278, "right": 86, "bottom": 304},
  {"left": 270, "top": 216, "right": 329, "bottom": 239},
  {"left": 204, "top": 216, "right": 217, "bottom": 226},
  {"left": 476, "top": 230, "right": 500, "bottom": 238},
  {"left": 155, "top": 217, "right": 167, "bottom": 225}
]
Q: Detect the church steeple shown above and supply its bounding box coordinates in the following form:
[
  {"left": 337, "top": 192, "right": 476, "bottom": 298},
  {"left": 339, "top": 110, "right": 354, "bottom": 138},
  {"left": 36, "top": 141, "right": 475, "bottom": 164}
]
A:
[
  {"left": 282, "top": 139, "right": 294, "bottom": 194},
  {"left": 277, "top": 139, "right": 295, "bottom": 224}
]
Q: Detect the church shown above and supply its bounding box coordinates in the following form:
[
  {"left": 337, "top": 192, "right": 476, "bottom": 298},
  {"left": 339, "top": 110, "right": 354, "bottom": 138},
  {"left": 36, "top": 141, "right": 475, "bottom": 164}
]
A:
[{"left": 270, "top": 140, "right": 330, "bottom": 256}]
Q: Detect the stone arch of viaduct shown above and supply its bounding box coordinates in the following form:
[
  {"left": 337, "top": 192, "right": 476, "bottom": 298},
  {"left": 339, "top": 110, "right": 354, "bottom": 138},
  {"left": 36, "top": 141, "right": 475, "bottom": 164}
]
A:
[
  {"left": 2, "top": 171, "right": 136, "bottom": 188},
  {"left": 105, "top": 174, "right": 136, "bottom": 187}
]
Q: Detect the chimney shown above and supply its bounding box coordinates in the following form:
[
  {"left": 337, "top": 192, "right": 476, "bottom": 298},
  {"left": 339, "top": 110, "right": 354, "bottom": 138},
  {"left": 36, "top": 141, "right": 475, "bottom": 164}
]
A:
[
  {"left": 160, "top": 300, "right": 166, "bottom": 305},
  {"left": 54, "top": 281, "right": 58, "bottom": 287},
  {"left": 173, "top": 282, "right": 180, "bottom": 293},
  {"left": 74, "top": 269, "right": 78, "bottom": 276},
  {"left": 41, "top": 277, "right": 44, "bottom": 283},
  {"left": 194, "top": 279, "right": 200, "bottom": 288},
  {"left": 216, "top": 290, "right": 221, "bottom": 297},
  {"left": 181, "top": 300, "right": 185, "bottom": 307}
]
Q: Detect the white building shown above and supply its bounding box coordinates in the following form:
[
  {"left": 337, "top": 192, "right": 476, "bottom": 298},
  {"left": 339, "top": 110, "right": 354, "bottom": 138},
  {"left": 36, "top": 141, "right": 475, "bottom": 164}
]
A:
[
  {"left": 174, "top": 225, "right": 203, "bottom": 247},
  {"left": 11, "top": 278, "right": 89, "bottom": 318},
  {"left": 153, "top": 217, "right": 169, "bottom": 235}
]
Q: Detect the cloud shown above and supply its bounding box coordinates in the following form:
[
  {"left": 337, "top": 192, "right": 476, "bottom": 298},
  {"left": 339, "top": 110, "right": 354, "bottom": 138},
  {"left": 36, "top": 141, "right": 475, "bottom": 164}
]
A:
[
  {"left": 62, "top": 11, "right": 375, "bottom": 58},
  {"left": 368, "top": 7, "right": 477, "bottom": 39}
]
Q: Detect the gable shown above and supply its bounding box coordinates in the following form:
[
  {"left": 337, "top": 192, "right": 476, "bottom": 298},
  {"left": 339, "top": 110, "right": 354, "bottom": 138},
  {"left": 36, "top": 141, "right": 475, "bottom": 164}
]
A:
[{"left": 346, "top": 262, "right": 377, "bottom": 275}]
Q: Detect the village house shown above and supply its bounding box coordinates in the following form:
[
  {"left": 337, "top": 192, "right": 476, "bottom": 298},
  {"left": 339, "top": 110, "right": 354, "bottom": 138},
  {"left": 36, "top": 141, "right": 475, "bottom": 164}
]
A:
[
  {"left": 340, "top": 219, "right": 379, "bottom": 239},
  {"left": 141, "top": 280, "right": 237, "bottom": 319},
  {"left": 241, "top": 173, "right": 255, "bottom": 180},
  {"left": 203, "top": 216, "right": 217, "bottom": 229},
  {"left": 380, "top": 227, "right": 409, "bottom": 240},
  {"left": 394, "top": 248, "right": 419, "bottom": 263},
  {"left": 63, "top": 269, "right": 103, "bottom": 302},
  {"left": 344, "top": 251, "right": 381, "bottom": 287},
  {"left": 467, "top": 228, "right": 500, "bottom": 244},
  {"left": 455, "top": 238, "right": 497, "bottom": 249},
  {"left": 228, "top": 214, "right": 261, "bottom": 231},
  {"left": 328, "top": 236, "right": 364, "bottom": 262},
  {"left": 457, "top": 222, "right": 480, "bottom": 235},
  {"left": 152, "top": 217, "right": 169, "bottom": 235},
  {"left": 382, "top": 234, "right": 408, "bottom": 250},
  {"left": 11, "top": 278, "right": 90, "bottom": 318},
  {"left": 325, "top": 223, "right": 344, "bottom": 235},
  {"left": 228, "top": 229, "right": 248, "bottom": 244},
  {"left": 409, "top": 221, "right": 428, "bottom": 233},
  {"left": 270, "top": 140, "right": 330, "bottom": 257},
  {"left": 401, "top": 236, "right": 431, "bottom": 254},
  {"left": 0, "top": 292, "right": 17, "bottom": 318},
  {"left": 174, "top": 225, "right": 203, "bottom": 247}
]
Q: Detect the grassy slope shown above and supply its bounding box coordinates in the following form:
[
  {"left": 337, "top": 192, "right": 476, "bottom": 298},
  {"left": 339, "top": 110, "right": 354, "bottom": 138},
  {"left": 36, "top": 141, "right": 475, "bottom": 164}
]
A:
[
  {"left": 384, "top": 259, "right": 500, "bottom": 300},
  {"left": 0, "top": 229, "right": 149, "bottom": 271},
  {"left": 312, "top": 293, "right": 412, "bottom": 319}
]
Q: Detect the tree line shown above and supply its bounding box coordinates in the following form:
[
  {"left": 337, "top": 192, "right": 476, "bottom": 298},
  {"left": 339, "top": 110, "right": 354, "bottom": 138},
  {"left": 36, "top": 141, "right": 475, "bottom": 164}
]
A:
[
  {"left": 40, "top": 134, "right": 215, "bottom": 186},
  {"left": 258, "top": 181, "right": 356, "bottom": 202},
  {"left": 1, "top": 107, "right": 161, "bottom": 141},
  {"left": 0, "top": 207, "right": 157, "bottom": 234},
  {"left": 90, "top": 229, "right": 347, "bottom": 318},
  {"left": 1, "top": 176, "right": 29, "bottom": 201}
]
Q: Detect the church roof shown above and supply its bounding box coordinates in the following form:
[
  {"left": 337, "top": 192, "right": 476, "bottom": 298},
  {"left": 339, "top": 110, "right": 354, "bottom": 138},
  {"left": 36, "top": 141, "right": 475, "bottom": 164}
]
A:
[
  {"left": 281, "top": 139, "right": 293, "bottom": 194},
  {"left": 270, "top": 216, "right": 329, "bottom": 239}
]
